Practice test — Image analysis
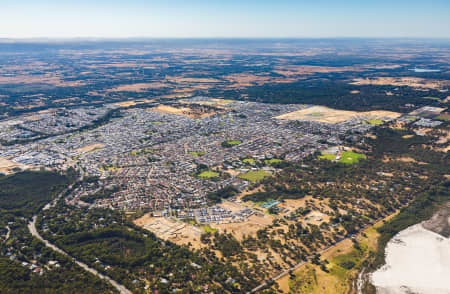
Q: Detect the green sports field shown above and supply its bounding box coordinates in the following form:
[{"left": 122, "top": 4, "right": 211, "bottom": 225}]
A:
[
  {"left": 197, "top": 171, "right": 220, "bottom": 178},
  {"left": 366, "top": 119, "right": 384, "bottom": 126},
  {"left": 318, "top": 153, "right": 337, "bottom": 160},
  {"left": 238, "top": 170, "right": 271, "bottom": 182},
  {"left": 339, "top": 151, "right": 366, "bottom": 164}
]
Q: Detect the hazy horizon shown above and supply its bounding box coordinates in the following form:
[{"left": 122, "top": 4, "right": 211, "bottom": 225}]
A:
[{"left": 2, "top": 0, "right": 450, "bottom": 39}]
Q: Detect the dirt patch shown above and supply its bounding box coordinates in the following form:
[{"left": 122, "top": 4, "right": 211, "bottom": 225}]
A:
[
  {"left": 151, "top": 103, "right": 226, "bottom": 118},
  {"left": 383, "top": 156, "right": 429, "bottom": 165},
  {"left": 134, "top": 215, "right": 205, "bottom": 249},
  {"left": 273, "top": 65, "right": 361, "bottom": 77},
  {"left": 275, "top": 106, "right": 400, "bottom": 124},
  {"left": 210, "top": 213, "right": 273, "bottom": 241},
  {"left": 0, "top": 157, "right": 30, "bottom": 175},
  {"left": 351, "top": 77, "right": 449, "bottom": 90},
  {"left": 166, "top": 76, "right": 221, "bottom": 84},
  {"left": 107, "top": 83, "right": 168, "bottom": 92},
  {"left": 113, "top": 99, "right": 154, "bottom": 107},
  {"left": 223, "top": 73, "right": 277, "bottom": 88},
  {"left": 0, "top": 74, "right": 85, "bottom": 87},
  {"left": 304, "top": 211, "right": 330, "bottom": 226},
  {"left": 75, "top": 143, "right": 104, "bottom": 153}
]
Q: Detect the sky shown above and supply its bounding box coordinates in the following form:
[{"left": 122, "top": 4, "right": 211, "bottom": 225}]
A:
[{"left": 1, "top": 0, "right": 450, "bottom": 39}]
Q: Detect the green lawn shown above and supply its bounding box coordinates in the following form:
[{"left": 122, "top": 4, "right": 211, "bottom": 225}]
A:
[
  {"left": 367, "top": 119, "right": 384, "bottom": 126},
  {"left": 265, "top": 158, "right": 283, "bottom": 165},
  {"left": 197, "top": 171, "right": 220, "bottom": 178},
  {"left": 423, "top": 96, "right": 440, "bottom": 101},
  {"left": 404, "top": 116, "right": 417, "bottom": 121},
  {"left": 243, "top": 158, "right": 255, "bottom": 164},
  {"left": 339, "top": 151, "right": 366, "bottom": 164},
  {"left": 311, "top": 112, "right": 323, "bottom": 116},
  {"left": 238, "top": 170, "right": 271, "bottom": 182},
  {"left": 221, "top": 140, "right": 242, "bottom": 147},
  {"left": 318, "top": 153, "right": 337, "bottom": 160},
  {"left": 189, "top": 151, "right": 205, "bottom": 157},
  {"left": 227, "top": 140, "right": 242, "bottom": 145},
  {"left": 201, "top": 225, "right": 217, "bottom": 234}
]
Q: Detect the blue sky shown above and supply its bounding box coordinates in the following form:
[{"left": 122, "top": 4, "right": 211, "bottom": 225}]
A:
[{"left": 1, "top": 0, "right": 450, "bottom": 38}]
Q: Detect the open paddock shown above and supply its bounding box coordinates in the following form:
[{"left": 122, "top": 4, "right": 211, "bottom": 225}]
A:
[
  {"left": 151, "top": 103, "right": 226, "bottom": 118},
  {"left": 275, "top": 106, "right": 400, "bottom": 124}
]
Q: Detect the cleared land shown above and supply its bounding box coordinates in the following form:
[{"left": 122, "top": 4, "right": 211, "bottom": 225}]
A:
[
  {"left": 151, "top": 104, "right": 224, "bottom": 118},
  {"left": 350, "top": 77, "right": 450, "bottom": 90},
  {"left": 75, "top": 143, "right": 105, "bottom": 154},
  {"left": 113, "top": 99, "right": 154, "bottom": 107},
  {"left": 0, "top": 157, "right": 30, "bottom": 175},
  {"left": 210, "top": 201, "right": 274, "bottom": 240},
  {"left": 275, "top": 106, "right": 400, "bottom": 124},
  {"left": 107, "top": 83, "right": 168, "bottom": 92},
  {"left": 134, "top": 215, "right": 204, "bottom": 249}
]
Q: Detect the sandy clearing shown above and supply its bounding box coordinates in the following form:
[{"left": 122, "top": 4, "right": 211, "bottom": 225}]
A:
[
  {"left": 383, "top": 156, "right": 429, "bottom": 165},
  {"left": 166, "top": 76, "right": 221, "bottom": 84},
  {"left": 75, "top": 143, "right": 104, "bottom": 153},
  {"left": 107, "top": 83, "right": 168, "bottom": 92},
  {"left": 134, "top": 215, "right": 205, "bottom": 249},
  {"left": 113, "top": 99, "right": 154, "bottom": 107},
  {"left": 273, "top": 65, "right": 361, "bottom": 77},
  {"left": 181, "top": 98, "right": 235, "bottom": 106},
  {"left": 151, "top": 104, "right": 224, "bottom": 118},
  {"left": 210, "top": 213, "right": 273, "bottom": 240},
  {"left": 304, "top": 211, "right": 330, "bottom": 225},
  {"left": 0, "top": 74, "right": 85, "bottom": 87},
  {"left": 0, "top": 157, "right": 29, "bottom": 175},
  {"left": 275, "top": 106, "right": 400, "bottom": 124}
]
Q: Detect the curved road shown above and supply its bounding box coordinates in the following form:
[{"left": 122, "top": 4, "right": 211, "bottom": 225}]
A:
[
  {"left": 28, "top": 217, "right": 132, "bottom": 294},
  {"left": 4, "top": 225, "right": 10, "bottom": 240},
  {"left": 28, "top": 166, "right": 132, "bottom": 294}
]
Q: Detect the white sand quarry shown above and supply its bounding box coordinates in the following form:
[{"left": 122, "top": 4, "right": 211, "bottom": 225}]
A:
[{"left": 371, "top": 223, "right": 450, "bottom": 294}]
